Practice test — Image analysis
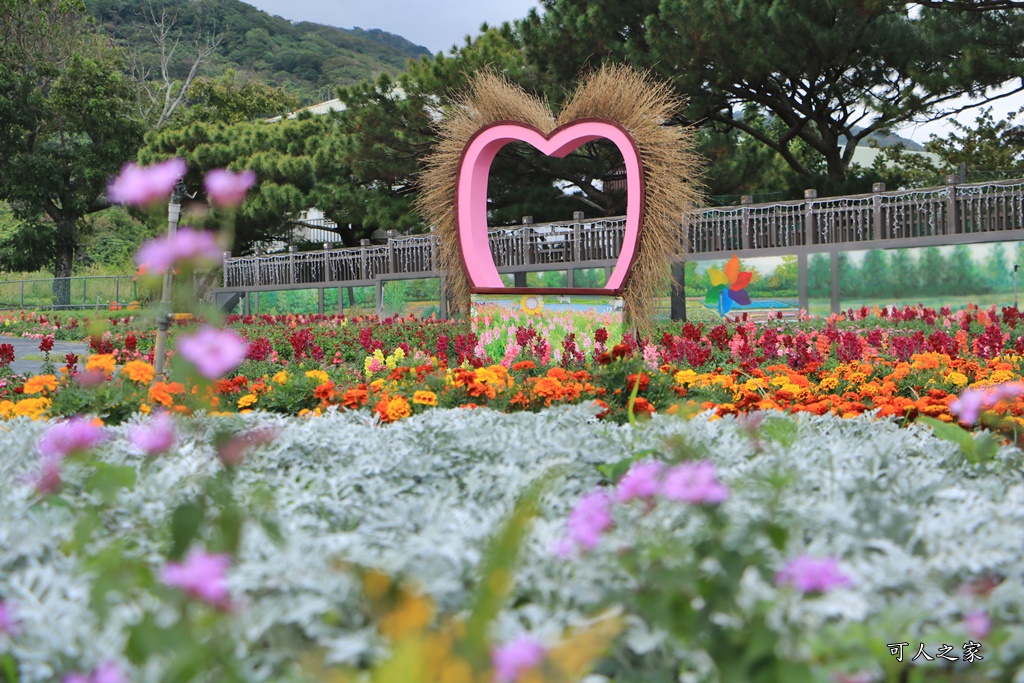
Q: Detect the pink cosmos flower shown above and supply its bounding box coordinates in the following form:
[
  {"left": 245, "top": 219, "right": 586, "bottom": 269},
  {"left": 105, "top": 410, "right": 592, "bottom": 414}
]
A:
[
  {"left": 217, "top": 427, "right": 278, "bottom": 467},
  {"left": 204, "top": 168, "right": 256, "bottom": 207},
  {"left": 775, "top": 555, "right": 853, "bottom": 594},
  {"left": 964, "top": 609, "right": 991, "bottom": 640},
  {"left": 38, "top": 416, "right": 107, "bottom": 459},
  {"left": 660, "top": 461, "right": 729, "bottom": 504},
  {"left": 135, "top": 226, "right": 223, "bottom": 274},
  {"left": 161, "top": 549, "right": 232, "bottom": 610},
  {"left": 950, "top": 382, "right": 1024, "bottom": 424},
  {"left": 128, "top": 412, "right": 176, "bottom": 456},
  {"left": 565, "top": 490, "right": 613, "bottom": 551},
  {"left": 0, "top": 601, "right": 20, "bottom": 636},
  {"left": 176, "top": 327, "right": 248, "bottom": 379},
  {"left": 108, "top": 158, "right": 186, "bottom": 207},
  {"left": 615, "top": 461, "right": 664, "bottom": 503},
  {"left": 492, "top": 635, "right": 546, "bottom": 683}
]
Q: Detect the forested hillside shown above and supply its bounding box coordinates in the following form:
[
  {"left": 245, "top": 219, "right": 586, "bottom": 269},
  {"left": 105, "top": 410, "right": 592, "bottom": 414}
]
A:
[{"left": 86, "top": 0, "right": 432, "bottom": 102}]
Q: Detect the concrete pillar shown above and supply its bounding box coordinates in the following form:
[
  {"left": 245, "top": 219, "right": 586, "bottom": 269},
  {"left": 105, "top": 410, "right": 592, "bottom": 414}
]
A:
[
  {"left": 317, "top": 288, "right": 324, "bottom": 315},
  {"left": 514, "top": 272, "right": 528, "bottom": 287},
  {"left": 798, "top": 253, "right": 809, "bottom": 312}
]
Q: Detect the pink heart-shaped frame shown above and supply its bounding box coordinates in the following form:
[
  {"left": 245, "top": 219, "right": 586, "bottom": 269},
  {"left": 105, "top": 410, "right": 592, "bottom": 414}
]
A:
[{"left": 455, "top": 118, "right": 645, "bottom": 296}]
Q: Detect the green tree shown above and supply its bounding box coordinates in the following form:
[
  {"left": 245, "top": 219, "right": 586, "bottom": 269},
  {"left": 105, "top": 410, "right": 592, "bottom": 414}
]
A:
[
  {"left": 916, "top": 247, "right": 950, "bottom": 296},
  {"left": 859, "top": 250, "right": 890, "bottom": 299},
  {"left": 888, "top": 249, "right": 918, "bottom": 298},
  {"left": 948, "top": 244, "right": 983, "bottom": 294},
  {"left": 517, "top": 0, "right": 1024, "bottom": 189},
  {"left": 0, "top": 0, "right": 145, "bottom": 304},
  {"left": 808, "top": 253, "right": 830, "bottom": 298},
  {"left": 172, "top": 70, "right": 300, "bottom": 126},
  {"left": 984, "top": 243, "right": 1013, "bottom": 293}
]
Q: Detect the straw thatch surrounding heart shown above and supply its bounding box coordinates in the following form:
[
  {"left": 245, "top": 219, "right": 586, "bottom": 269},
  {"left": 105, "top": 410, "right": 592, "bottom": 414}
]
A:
[{"left": 417, "top": 65, "right": 703, "bottom": 331}]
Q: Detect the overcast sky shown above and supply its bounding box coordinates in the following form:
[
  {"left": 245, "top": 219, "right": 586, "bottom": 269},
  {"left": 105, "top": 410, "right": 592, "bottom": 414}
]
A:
[
  {"left": 242, "top": 0, "right": 540, "bottom": 55},
  {"left": 241, "top": 0, "right": 1022, "bottom": 145}
]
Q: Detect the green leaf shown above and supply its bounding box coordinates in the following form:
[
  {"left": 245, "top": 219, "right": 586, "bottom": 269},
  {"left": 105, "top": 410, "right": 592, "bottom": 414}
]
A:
[
  {"left": 916, "top": 416, "right": 980, "bottom": 461},
  {"left": 169, "top": 503, "right": 204, "bottom": 561},
  {"left": 1, "top": 653, "right": 18, "bottom": 683},
  {"left": 86, "top": 463, "right": 137, "bottom": 503},
  {"left": 760, "top": 416, "right": 798, "bottom": 448}
]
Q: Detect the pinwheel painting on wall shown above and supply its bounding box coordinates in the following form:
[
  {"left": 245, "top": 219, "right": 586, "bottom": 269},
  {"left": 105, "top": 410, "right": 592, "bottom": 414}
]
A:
[{"left": 704, "top": 255, "right": 752, "bottom": 317}]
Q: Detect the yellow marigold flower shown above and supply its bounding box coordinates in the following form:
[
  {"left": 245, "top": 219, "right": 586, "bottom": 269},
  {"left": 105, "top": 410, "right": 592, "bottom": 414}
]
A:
[
  {"left": 385, "top": 396, "right": 412, "bottom": 422},
  {"left": 818, "top": 377, "right": 840, "bottom": 391},
  {"left": 237, "top": 394, "right": 258, "bottom": 408},
  {"left": 743, "top": 378, "right": 765, "bottom": 392},
  {"left": 0, "top": 400, "right": 14, "bottom": 418},
  {"left": 674, "top": 369, "right": 697, "bottom": 385},
  {"left": 139, "top": 403, "right": 151, "bottom": 414},
  {"left": 947, "top": 371, "right": 969, "bottom": 387},
  {"left": 769, "top": 375, "right": 790, "bottom": 387},
  {"left": 990, "top": 370, "right": 1014, "bottom": 383},
  {"left": 22, "top": 374, "right": 58, "bottom": 395},
  {"left": 370, "top": 378, "right": 385, "bottom": 391},
  {"left": 305, "top": 369, "right": 329, "bottom": 384},
  {"left": 121, "top": 360, "right": 155, "bottom": 384},
  {"left": 12, "top": 397, "right": 51, "bottom": 420},
  {"left": 272, "top": 370, "right": 288, "bottom": 385},
  {"left": 413, "top": 390, "right": 438, "bottom": 406},
  {"left": 379, "top": 594, "right": 435, "bottom": 640},
  {"left": 847, "top": 372, "right": 867, "bottom": 384},
  {"left": 86, "top": 354, "right": 116, "bottom": 376}
]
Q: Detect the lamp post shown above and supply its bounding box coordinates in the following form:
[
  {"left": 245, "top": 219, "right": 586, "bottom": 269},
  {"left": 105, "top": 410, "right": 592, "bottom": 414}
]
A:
[{"left": 153, "top": 178, "right": 186, "bottom": 377}]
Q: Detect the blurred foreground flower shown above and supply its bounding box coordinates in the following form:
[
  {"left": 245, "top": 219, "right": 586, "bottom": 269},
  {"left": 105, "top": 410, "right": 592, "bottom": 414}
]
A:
[
  {"left": 950, "top": 381, "right": 1024, "bottom": 424},
  {"left": 615, "top": 460, "right": 664, "bottom": 503},
  {"left": 0, "top": 600, "right": 20, "bottom": 636},
  {"left": 176, "top": 326, "right": 248, "bottom": 379},
  {"left": 205, "top": 168, "right": 256, "bottom": 207},
  {"left": 108, "top": 158, "right": 186, "bottom": 207},
  {"left": 492, "top": 635, "right": 546, "bottom": 683},
  {"left": 128, "top": 411, "right": 176, "bottom": 456},
  {"left": 964, "top": 609, "right": 991, "bottom": 640},
  {"left": 660, "top": 461, "right": 729, "bottom": 504},
  {"left": 775, "top": 555, "right": 853, "bottom": 594},
  {"left": 135, "top": 226, "right": 223, "bottom": 274},
  {"left": 63, "top": 660, "right": 127, "bottom": 683},
  {"left": 161, "top": 549, "right": 233, "bottom": 610},
  {"left": 38, "top": 416, "right": 106, "bottom": 459}
]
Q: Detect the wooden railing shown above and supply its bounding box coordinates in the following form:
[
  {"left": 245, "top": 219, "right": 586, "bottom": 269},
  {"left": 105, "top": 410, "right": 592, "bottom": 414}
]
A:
[{"left": 223, "top": 178, "right": 1024, "bottom": 290}]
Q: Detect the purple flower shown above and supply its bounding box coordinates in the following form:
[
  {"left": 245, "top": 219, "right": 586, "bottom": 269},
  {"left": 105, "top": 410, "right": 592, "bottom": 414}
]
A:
[
  {"left": 161, "top": 549, "right": 232, "bottom": 609},
  {"left": 128, "top": 412, "right": 176, "bottom": 456},
  {"left": 775, "top": 555, "right": 853, "bottom": 594},
  {"left": 108, "top": 158, "right": 186, "bottom": 207},
  {"left": 565, "top": 490, "right": 613, "bottom": 551},
  {"left": 32, "top": 453, "right": 63, "bottom": 495},
  {"left": 38, "top": 416, "right": 106, "bottom": 459},
  {"left": 176, "top": 327, "right": 248, "bottom": 379},
  {"left": 615, "top": 461, "right": 664, "bottom": 503},
  {"left": 964, "top": 609, "right": 991, "bottom": 640},
  {"left": 660, "top": 461, "right": 729, "bottom": 505},
  {"left": 62, "top": 662, "right": 126, "bottom": 683},
  {"left": 205, "top": 168, "right": 256, "bottom": 207},
  {"left": 950, "top": 382, "right": 1024, "bottom": 424},
  {"left": 135, "top": 226, "right": 223, "bottom": 274},
  {"left": 0, "top": 601, "right": 20, "bottom": 636},
  {"left": 492, "top": 635, "right": 546, "bottom": 683}
]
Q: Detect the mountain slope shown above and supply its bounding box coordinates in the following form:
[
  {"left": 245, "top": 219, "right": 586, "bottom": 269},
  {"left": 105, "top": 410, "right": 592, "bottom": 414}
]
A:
[{"left": 86, "top": 0, "right": 431, "bottom": 103}]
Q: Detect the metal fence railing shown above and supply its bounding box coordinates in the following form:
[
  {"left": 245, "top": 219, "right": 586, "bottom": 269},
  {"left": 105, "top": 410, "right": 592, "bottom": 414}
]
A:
[{"left": 0, "top": 275, "right": 140, "bottom": 310}]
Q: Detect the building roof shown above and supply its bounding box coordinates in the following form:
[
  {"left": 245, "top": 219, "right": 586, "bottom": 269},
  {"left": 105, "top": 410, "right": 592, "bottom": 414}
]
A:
[{"left": 265, "top": 98, "right": 347, "bottom": 123}]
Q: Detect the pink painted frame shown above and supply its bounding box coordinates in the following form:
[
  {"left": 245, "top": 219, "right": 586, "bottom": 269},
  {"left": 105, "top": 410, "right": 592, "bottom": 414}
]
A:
[{"left": 455, "top": 118, "right": 645, "bottom": 296}]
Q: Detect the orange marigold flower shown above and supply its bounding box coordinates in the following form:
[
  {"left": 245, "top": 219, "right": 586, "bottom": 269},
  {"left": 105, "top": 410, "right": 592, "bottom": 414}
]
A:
[
  {"left": 593, "top": 398, "right": 610, "bottom": 419},
  {"left": 121, "top": 360, "right": 155, "bottom": 384},
  {"left": 511, "top": 360, "right": 536, "bottom": 372},
  {"left": 631, "top": 397, "right": 655, "bottom": 417},
  {"left": 546, "top": 367, "right": 569, "bottom": 382},
  {"left": 342, "top": 387, "right": 369, "bottom": 409},
  {"left": 384, "top": 396, "right": 412, "bottom": 422},
  {"left": 626, "top": 373, "right": 650, "bottom": 393},
  {"left": 314, "top": 381, "right": 336, "bottom": 400},
  {"left": 413, "top": 390, "right": 437, "bottom": 406},
  {"left": 86, "top": 354, "right": 116, "bottom": 376},
  {"left": 22, "top": 374, "right": 58, "bottom": 395},
  {"left": 510, "top": 391, "right": 531, "bottom": 409},
  {"left": 237, "top": 394, "right": 258, "bottom": 408},
  {"left": 532, "top": 377, "right": 562, "bottom": 399},
  {"left": 467, "top": 381, "right": 496, "bottom": 400}
]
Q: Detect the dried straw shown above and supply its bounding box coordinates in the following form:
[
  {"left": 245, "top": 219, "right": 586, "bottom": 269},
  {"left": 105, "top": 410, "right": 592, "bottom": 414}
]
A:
[{"left": 416, "top": 65, "right": 703, "bottom": 330}]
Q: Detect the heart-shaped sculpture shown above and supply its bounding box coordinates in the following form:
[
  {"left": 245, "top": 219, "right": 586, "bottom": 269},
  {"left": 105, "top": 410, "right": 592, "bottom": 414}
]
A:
[{"left": 455, "top": 118, "right": 645, "bottom": 296}]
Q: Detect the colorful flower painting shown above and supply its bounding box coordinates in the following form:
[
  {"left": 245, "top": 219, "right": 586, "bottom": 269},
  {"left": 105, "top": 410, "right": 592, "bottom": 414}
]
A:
[{"left": 704, "top": 255, "right": 752, "bottom": 316}]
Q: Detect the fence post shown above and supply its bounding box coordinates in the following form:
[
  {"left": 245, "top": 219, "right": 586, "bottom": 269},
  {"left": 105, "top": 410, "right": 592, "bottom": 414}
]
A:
[
  {"left": 522, "top": 216, "right": 533, "bottom": 266},
  {"left": 670, "top": 260, "right": 687, "bottom": 321},
  {"left": 223, "top": 252, "right": 231, "bottom": 287},
  {"left": 804, "top": 189, "right": 818, "bottom": 246},
  {"left": 829, "top": 250, "right": 840, "bottom": 316},
  {"left": 573, "top": 211, "right": 584, "bottom": 261},
  {"left": 387, "top": 230, "right": 398, "bottom": 273},
  {"left": 322, "top": 243, "right": 332, "bottom": 285},
  {"left": 20, "top": 280, "right": 24, "bottom": 308},
  {"left": 872, "top": 182, "right": 886, "bottom": 241},
  {"left": 360, "top": 239, "right": 370, "bottom": 279},
  {"left": 946, "top": 174, "right": 960, "bottom": 235},
  {"left": 740, "top": 195, "right": 753, "bottom": 250},
  {"left": 288, "top": 245, "right": 297, "bottom": 285}
]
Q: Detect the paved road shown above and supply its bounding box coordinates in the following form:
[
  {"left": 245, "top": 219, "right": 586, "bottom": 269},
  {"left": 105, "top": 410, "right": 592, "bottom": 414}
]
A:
[{"left": 0, "top": 336, "right": 90, "bottom": 376}]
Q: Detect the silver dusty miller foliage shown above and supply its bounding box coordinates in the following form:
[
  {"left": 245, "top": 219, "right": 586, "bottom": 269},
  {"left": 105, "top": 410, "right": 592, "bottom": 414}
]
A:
[{"left": 0, "top": 406, "right": 1023, "bottom": 681}]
